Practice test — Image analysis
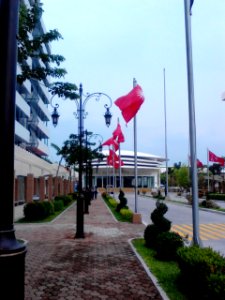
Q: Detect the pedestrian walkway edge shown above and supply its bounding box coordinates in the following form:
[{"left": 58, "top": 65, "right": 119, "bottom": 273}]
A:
[{"left": 128, "top": 238, "right": 169, "bottom": 300}]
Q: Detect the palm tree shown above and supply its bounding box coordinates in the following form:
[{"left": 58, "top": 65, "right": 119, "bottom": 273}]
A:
[{"left": 51, "top": 143, "right": 64, "bottom": 177}]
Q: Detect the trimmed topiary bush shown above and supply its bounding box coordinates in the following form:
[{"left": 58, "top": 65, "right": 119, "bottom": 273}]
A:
[
  {"left": 116, "top": 190, "right": 127, "bottom": 212},
  {"left": 144, "top": 224, "right": 161, "bottom": 248},
  {"left": 144, "top": 201, "right": 171, "bottom": 249}
]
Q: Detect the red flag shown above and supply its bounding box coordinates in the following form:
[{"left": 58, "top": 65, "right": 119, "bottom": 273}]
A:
[
  {"left": 107, "top": 149, "right": 118, "bottom": 166},
  {"left": 107, "top": 149, "right": 124, "bottom": 169},
  {"left": 114, "top": 158, "right": 124, "bottom": 169},
  {"left": 197, "top": 159, "right": 203, "bottom": 168},
  {"left": 114, "top": 84, "right": 145, "bottom": 123},
  {"left": 113, "top": 123, "right": 125, "bottom": 143},
  {"left": 208, "top": 150, "right": 225, "bottom": 166},
  {"left": 102, "top": 137, "right": 119, "bottom": 151}
]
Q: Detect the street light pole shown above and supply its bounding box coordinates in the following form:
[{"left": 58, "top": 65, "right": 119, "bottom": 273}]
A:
[
  {"left": 75, "top": 84, "right": 112, "bottom": 238},
  {"left": 0, "top": 0, "right": 27, "bottom": 298},
  {"left": 52, "top": 83, "right": 112, "bottom": 238}
]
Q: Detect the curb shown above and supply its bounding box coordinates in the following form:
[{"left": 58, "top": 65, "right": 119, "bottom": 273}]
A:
[{"left": 128, "top": 238, "right": 169, "bottom": 300}]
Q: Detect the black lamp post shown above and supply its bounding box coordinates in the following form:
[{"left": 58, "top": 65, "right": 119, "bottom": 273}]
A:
[
  {"left": 0, "top": 1, "right": 27, "bottom": 298},
  {"left": 52, "top": 83, "right": 112, "bottom": 238},
  {"left": 84, "top": 131, "right": 103, "bottom": 190}
]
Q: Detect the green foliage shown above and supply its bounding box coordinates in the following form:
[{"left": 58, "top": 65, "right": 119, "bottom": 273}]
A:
[
  {"left": 116, "top": 189, "right": 127, "bottom": 212},
  {"left": 144, "top": 224, "right": 161, "bottom": 248},
  {"left": 24, "top": 201, "right": 54, "bottom": 221},
  {"left": 108, "top": 198, "right": 118, "bottom": 208},
  {"left": 176, "top": 166, "right": 190, "bottom": 189},
  {"left": 155, "top": 231, "right": 184, "bottom": 261},
  {"left": 120, "top": 208, "right": 133, "bottom": 222},
  {"left": 54, "top": 195, "right": 72, "bottom": 206},
  {"left": 102, "top": 193, "right": 132, "bottom": 223},
  {"left": 53, "top": 199, "right": 64, "bottom": 212},
  {"left": 207, "top": 193, "right": 225, "bottom": 201},
  {"left": 18, "top": 1, "right": 78, "bottom": 100},
  {"left": 132, "top": 238, "right": 186, "bottom": 300},
  {"left": 58, "top": 133, "right": 104, "bottom": 171},
  {"left": 144, "top": 201, "right": 173, "bottom": 250},
  {"left": 177, "top": 246, "right": 225, "bottom": 299}
]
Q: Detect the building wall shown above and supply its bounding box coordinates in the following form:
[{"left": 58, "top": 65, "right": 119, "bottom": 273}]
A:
[{"left": 14, "top": 145, "right": 69, "bottom": 178}]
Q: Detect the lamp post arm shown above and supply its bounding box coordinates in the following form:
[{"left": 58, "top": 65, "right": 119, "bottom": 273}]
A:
[{"left": 82, "top": 92, "right": 112, "bottom": 111}]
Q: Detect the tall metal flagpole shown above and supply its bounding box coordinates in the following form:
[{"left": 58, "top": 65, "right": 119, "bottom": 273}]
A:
[
  {"left": 184, "top": 0, "right": 201, "bottom": 246},
  {"left": 133, "top": 78, "right": 138, "bottom": 213},
  {"left": 118, "top": 118, "right": 122, "bottom": 190},
  {"left": 163, "top": 68, "right": 169, "bottom": 198}
]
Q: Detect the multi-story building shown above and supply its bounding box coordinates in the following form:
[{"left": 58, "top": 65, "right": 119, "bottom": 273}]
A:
[
  {"left": 16, "top": 0, "right": 51, "bottom": 158},
  {"left": 14, "top": 0, "right": 72, "bottom": 204}
]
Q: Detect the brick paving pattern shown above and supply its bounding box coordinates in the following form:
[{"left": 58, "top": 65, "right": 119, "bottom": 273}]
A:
[{"left": 15, "top": 198, "right": 164, "bottom": 300}]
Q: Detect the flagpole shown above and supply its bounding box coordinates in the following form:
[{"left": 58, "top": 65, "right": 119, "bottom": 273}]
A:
[
  {"left": 207, "top": 148, "right": 209, "bottom": 192},
  {"left": 133, "top": 78, "right": 138, "bottom": 213},
  {"left": 163, "top": 68, "right": 169, "bottom": 198},
  {"left": 118, "top": 118, "right": 122, "bottom": 190},
  {"left": 184, "top": 0, "right": 201, "bottom": 246}
]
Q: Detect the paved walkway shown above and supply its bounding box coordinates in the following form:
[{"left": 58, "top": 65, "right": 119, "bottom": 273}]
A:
[{"left": 15, "top": 198, "right": 166, "bottom": 300}]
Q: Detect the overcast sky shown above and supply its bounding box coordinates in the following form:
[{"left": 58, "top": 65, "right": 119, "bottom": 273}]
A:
[{"left": 42, "top": 0, "right": 225, "bottom": 167}]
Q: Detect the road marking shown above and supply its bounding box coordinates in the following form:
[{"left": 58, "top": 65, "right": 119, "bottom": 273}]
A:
[{"left": 171, "top": 223, "right": 225, "bottom": 241}]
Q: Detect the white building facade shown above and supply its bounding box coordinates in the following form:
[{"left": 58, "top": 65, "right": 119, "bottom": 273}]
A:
[{"left": 92, "top": 150, "right": 165, "bottom": 190}]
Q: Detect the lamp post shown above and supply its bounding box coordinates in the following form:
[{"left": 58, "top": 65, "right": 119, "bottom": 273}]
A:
[
  {"left": 85, "top": 132, "right": 103, "bottom": 189},
  {"left": 0, "top": 0, "right": 27, "bottom": 298},
  {"left": 52, "top": 83, "right": 112, "bottom": 238}
]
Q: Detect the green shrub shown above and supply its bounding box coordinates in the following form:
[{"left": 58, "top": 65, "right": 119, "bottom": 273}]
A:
[
  {"left": 120, "top": 208, "right": 133, "bottom": 222},
  {"left": 207, "top": 193, "right": 225, "bottom": 201},
  {"left": 200, "top": 199, "right": 220, "bottom": 209},
  {"left": 53, "top": 199, "right": 64, "bottom": 211},
  {"left": 42, "top": 201, "right": 54, "bottom": 217},
  {"left": 177, "top": 246, "right": 225, "bottom": 299},
  {"left": 155, "top": 231, "right": 184, "bottom": 261},
  {"left": 116, "top": 190, "right": 127, "bottom": 212},
  {"left": 144, "top": 224, "right": 161, "bottom": 249},
  {"left": 24, "top": 202, "right": 46, "bottom": 221},
  {"left": 144, "top": 201, "right": 172, "bottom": 249},
  {"left": 54, "top": 195, "right": 72, "bottom": 206},
  {"left": 108, "top": 198, "right": 118, "bottom": 208}
]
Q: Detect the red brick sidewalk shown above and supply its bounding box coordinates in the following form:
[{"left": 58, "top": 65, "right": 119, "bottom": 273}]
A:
[{"left": 15, "top": 197, "right": 166, "bottom": 299}]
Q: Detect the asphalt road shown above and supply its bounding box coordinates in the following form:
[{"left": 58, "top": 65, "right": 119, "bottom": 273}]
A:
[{"left": 121, "top": 192, "right": 225, "bottom": 257}]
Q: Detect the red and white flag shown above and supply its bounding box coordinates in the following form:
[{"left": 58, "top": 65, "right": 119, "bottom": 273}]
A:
[
  {"left": 208, "top": 150, "right": 225, "bottom": 166},
  {"left": 114, "top": 84, "right": 145, "bottom": 123},
  {"left": 112, "top": 123, "right": 125, "bottom": 143},
  {"left": 107, "top": 149, "right": 124, "bottom": 169},
  {"left": 102, "top": 137, "right": 119, "bottom": 151}
]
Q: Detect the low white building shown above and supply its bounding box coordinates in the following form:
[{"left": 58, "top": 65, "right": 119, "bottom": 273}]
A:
[{"left": 92, "top": 150, "right": 165, "bottom": 190}]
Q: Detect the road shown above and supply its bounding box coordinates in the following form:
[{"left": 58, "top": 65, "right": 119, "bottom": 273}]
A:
[{"left": 123, "top": 193, "right": 225, "bottom": 257}]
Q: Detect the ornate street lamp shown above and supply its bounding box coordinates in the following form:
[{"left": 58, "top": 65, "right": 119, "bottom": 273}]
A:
[
  {"left": 51, "top": 105, "right": 60, "bottom": 127},
  {"left": 51, "top": 83, "right": 112, "bottom": 238}
]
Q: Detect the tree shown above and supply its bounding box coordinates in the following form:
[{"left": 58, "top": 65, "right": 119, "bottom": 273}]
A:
[
  {"left": 57, "top": 134, "right": 104, "bottom": 188},
  {"left": 176, "top": 166, "right": 190, "bottom": 190},
  {"left": 17, "top": 0, "right": 79, "bottom": 99}
]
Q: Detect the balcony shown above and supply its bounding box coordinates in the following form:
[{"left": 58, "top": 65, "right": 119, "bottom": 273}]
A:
[
  {"left": 29, "top": 137, "right": 49, "bottom": 157},
  {"left": 28, "top": 115, "right": 49, "bottom": 139},
  {"left": 15, "top": 120, "right": 30, "bottom": 143},
  {"left": 16, "top": 92, "right": 30, "bottom": 117},
  {"left": 29, "top": 95, "right": 50, "bottom": 121}
]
